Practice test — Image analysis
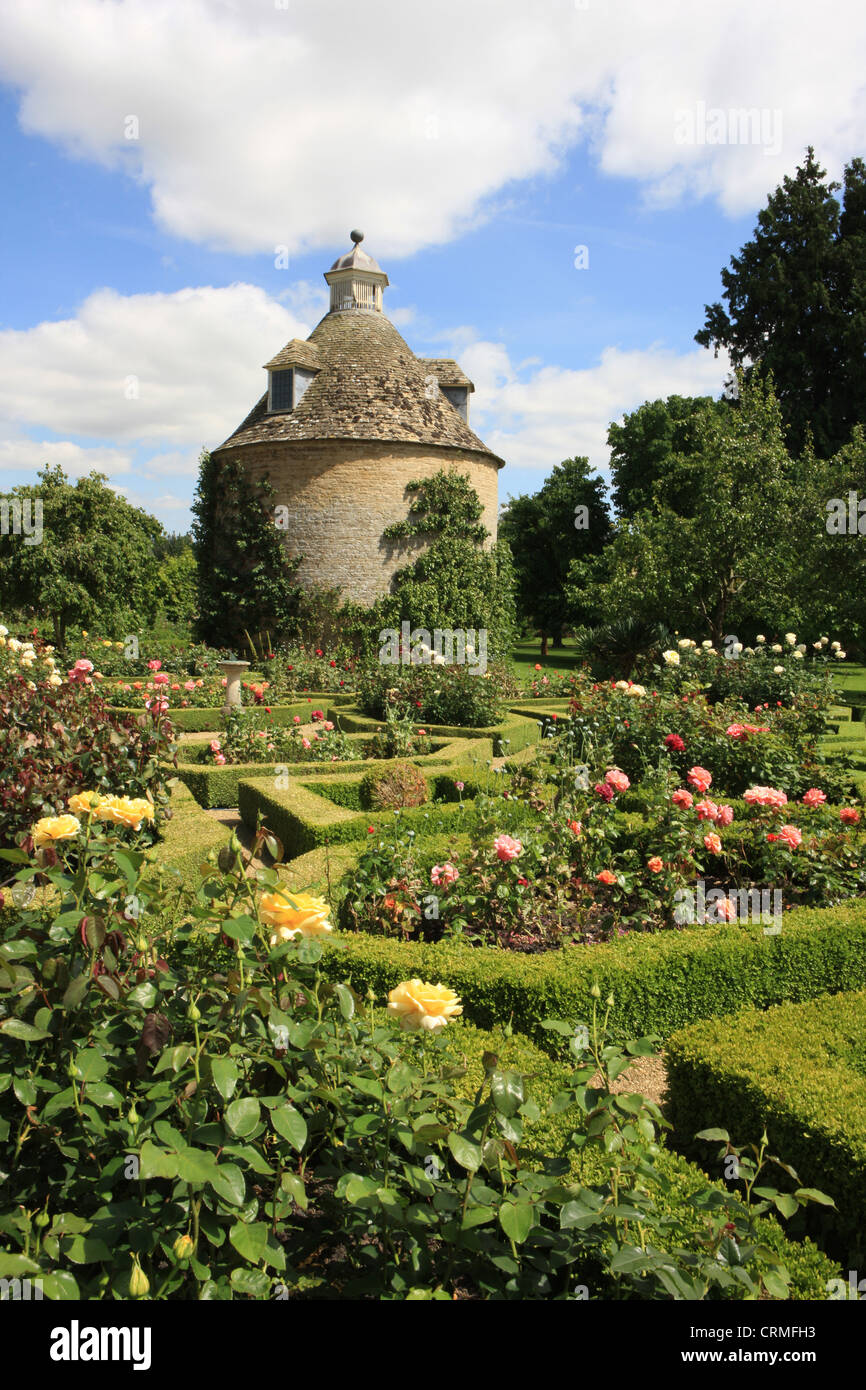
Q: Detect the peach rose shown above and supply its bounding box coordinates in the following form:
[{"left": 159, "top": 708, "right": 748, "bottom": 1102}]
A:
[
  {"left": 67, "top": 791, "right": 102, "bottom": 816},
  {"left": 32, "top": 813, "right": 80, "bottom": 847},
  {"left": 703, "top": 832, "right": 723, "bottom": 855},
  {"left": 387, "top": 979, "right": 462, "bottom": 1032},
  {"left": 96, "top": 796, "right": 155, "bottom": 830},
  {"left": 687, "top": 767, "right": 713, "bottom": 793},
  {"left": 260, "top": 891, "right": 333, "bottom": 945}
]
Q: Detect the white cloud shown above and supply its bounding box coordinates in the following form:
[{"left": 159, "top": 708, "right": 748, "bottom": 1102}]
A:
[
  {"left": 458, "top": 337, "right": 732, "bottom": 478},
  {"left": 1, "top": 0, "right": 863, "bottom": 256},
  {"left": 0, "top": 283, "right": 309, "bottom": 449},
  {"left": 0, "top": 436, "right": 132, "bottom": 476}
]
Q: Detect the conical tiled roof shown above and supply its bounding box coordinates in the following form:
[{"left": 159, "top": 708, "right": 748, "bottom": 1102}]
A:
[{"left": 215, "top": 303, "right": 501, "bottom": 464}]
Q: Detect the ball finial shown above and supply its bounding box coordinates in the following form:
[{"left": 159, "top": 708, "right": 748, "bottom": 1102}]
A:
[{"left": 349, "top": 228, "right": 364, "bottom": 244}]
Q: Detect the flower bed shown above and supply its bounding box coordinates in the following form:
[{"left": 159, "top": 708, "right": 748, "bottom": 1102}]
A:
[
  {"left": 666, "top": 989, "right": 866, "bottom": 1265},
  {"left": 315, "top": 898, "right": 866, "bottom": 1048},
  {"left": 177, "top": 734, "right": 486, "bottom": 809},
  {"left": 108, "top": 693, "right": 355, "bottom": 733}
]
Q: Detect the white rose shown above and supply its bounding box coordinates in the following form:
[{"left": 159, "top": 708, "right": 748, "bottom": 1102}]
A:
[
  {"left": 662, "top": 650, "right": 680, "bottom": 666},
  {"left": 820, "top": 637, "right": 829, "bottom": 645},
  {"left": 0, "top": 625, "right": 8, "bottom": 637},
  {"left": 793, "top": 650, "right": 803, "bottom": 660},
  {"left": 701, "top": 640, "right": 713, "bottom": 649},
  {"left": 773, "top": 665, "right": 785, "bottom": 674},
  {"left": 838, "top": 651, "right": 847, "bottom": 660},
  {"left": 771, "top": 644, "right": 783, "bottom": 654},
  {"left": 732, "top": 642, "right": 743, "bottom": 654},
  {"left": 812, "top": 642, "right": 823, "bottom": 650},
  {"left": 795, "top": 644, "right": 807, "bottom": 654},
  {"left": 785, "top": 633, "right": 797, "bottom": 644},
  {"left": 8, "top": 637, "right": 21, "bottom": 652},
  {"left": 678, "top": 638, "right": 692, "bottom": 649},
  {"left": 48, "top": 673, "right": 63, "bottom": 687},
  {"left": 756, "top": 635, "right": 765, "bottom": 643},
  {"left": 831, "top": 641, "right": 841, "bottom": 651}
]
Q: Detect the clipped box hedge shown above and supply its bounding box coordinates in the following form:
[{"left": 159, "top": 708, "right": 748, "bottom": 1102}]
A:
[
  {"left": 108, "top": 692, "right": 354, "bottom": 733},
  {"left": 330, "top": 705, "right": 540, "bottom": 756},
  {"left": 437, "top": 1021, "right": 838, "bottom": 1299},
  {"left": 237, "top": 763, "right": 539, "bottom": 859},
  {"left": 316, "top": 899, "right": 866, "bottom": 1048},
  {"left": 666, "top": 989, "right": 866, "bottom": 1264},
  {"left": 176, "top": 734, "right": 490, "bottom": 809}
]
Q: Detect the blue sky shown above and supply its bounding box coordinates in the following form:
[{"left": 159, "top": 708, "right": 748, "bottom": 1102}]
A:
[{"left": 0, "top": 0, "right": 863, "bottom": 529}]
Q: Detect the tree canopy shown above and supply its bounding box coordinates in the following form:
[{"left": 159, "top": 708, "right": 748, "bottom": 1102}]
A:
[
  {"left": 0, "top": 466, "right": 163, "bottom": 645},
  {"left": 696, "top": 148, "right": 866, "bottom": 457}
]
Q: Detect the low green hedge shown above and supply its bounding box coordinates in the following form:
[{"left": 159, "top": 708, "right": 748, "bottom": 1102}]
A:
[
  {"left": 666, "top": 989, "right": 866, "bottom": 1264},
  {"left": 176, "top": 735, "right": 490, "bottom": 809},
  {"left": 330, "top": 705, "right": 540, "bottom": 756},
  {"left": 108, "top": 693, "right": 354, "bottom": 733},
  {"left": 317, "top": 899, "right": 866, "bottom": 1048},
  {"left": 238, "top": 768, "right": 541, "bottom": 859},
  {"left": 438, "top": 1022, "right": 838, "bottom": 1299}
]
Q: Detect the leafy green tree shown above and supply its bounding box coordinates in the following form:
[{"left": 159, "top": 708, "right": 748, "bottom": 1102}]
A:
[
  {"left": 191, "top": 450, "right": 303, "bottom": 651},
  {"left": 499, "top": 457, "right": 611, "bottom": 652},
  {"left": 379, "top": 468, "right": 517, "bottom": 657},
  {"left": 608, "top": 396, "right": 726, "bottom": 519},
  {"left": 154, "top": 547, "right": 198, "bottom": 629},
  {"left": 578, "top": 373, "right": 796, "bottom": 644},
  {"left": 696, "top": 148, "right": 866, "bottom": 457},
  {"left": 0, "top": 466, "right": 163, "bottom": 645}
]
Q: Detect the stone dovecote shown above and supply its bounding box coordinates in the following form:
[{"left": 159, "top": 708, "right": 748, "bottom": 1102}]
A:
[{"left": 213, "top": 232, "right": 503, "bottom": 605}]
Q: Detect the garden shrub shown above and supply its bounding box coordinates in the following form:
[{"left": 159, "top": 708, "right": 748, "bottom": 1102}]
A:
[
  {"left": 0, "top": 831, "right": 832, "bottom": 1300},
  {"left": 317, "top": 898, "right": 866, "bottom": 1046},
  {"left": 359, "top": 761, "right": 429, "bottom": 811},
  {"left": 666, "top": 989, "right": 866, "bottom": 1265},
  {"left": 0, "top": 636, "right": 175, "bottom": 850}
]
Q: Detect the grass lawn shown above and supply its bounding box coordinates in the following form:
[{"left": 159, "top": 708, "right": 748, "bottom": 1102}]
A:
[{"left": 508, "top": 637, "right": 584, "bottom": 688}]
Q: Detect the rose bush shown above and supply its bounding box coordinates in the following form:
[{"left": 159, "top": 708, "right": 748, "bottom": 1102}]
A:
[{"left": 0, "top": 826, "right": 828, "bottom": 1300}]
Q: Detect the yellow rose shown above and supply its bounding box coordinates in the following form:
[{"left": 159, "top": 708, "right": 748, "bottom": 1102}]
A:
[
  {"left": 32, "top": 814, "right": 81, "bottom": 848},
  {"left": 96, "top": 796, "right": 155, "bottom": 830},
  {"left": 68, "top": 791, "right": 103, "bottom": 816},
  {"left": 387, "top": 979, "right": 462, "bottom": 1032},
  {"left": 103, "top": 640, "right": 112, "bottom": 647},
  {"left": 260, "top": 891, "right": 333, "bottom": 944},
  {"left": 81, "top": 631, "right": 88, "bottom": 638},
  {"left": 48, "top": 673, "right": 63, "bottom": 687},
  {"left": 115, "top": 642, "right": 124, "bottom": 650}
]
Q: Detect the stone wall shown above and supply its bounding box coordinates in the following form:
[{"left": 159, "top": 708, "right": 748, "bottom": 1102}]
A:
[{"left": 215, "top": 438, "right": 500, "bottom": 606}]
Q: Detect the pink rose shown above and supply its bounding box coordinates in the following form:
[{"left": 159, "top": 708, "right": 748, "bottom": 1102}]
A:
[
  {"left": 184, "top": 680, "right": 195, "bottom": 691},
  {"left": 147, "top": 659, "right": 161, "bottom": 672},
  {"left": 713, "top": 897, "right": 737, "bottom": 922},
  {"left": 703, "top": 832, "right": 722, "bottom": 855},
  {"left": 672, "top": 789, "right": 693, "bottom": 809},
  {"left": 688, "top": 766, "right": 712, "bottom": 793},
  {"left": 715, "top": 804, "right": 734, "bottom": 827},
  {"left": 802, "top": 788, "right": 826, "bottom": 808},
  {"left": 431, "top": 862, "right": 460, "bottom": 887},
  {"left": 605, "top": 768, "right": 630, "bottom": 793},
  {"left": 494, "top": 834, "right": 523, "bottom": 862},
  {"left": 302, "top": 737, "right": 311, "bottom": 750},
  {"left": 696, "top": 798, "right": 719, "bottom": 822},
  {"left": 743, "top": 786, "right": 788, "bottom": 808},
  {"left": 777, "top": 824, "right": 802, "bottom": 850},
  {"left": 153, "top": 673, "right": 169, "bottom": 685}
]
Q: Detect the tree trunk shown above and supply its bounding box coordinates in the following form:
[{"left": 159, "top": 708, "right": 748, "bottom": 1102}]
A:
[{"left": 540, "top": 633, "right": 549, "bottom": 658}]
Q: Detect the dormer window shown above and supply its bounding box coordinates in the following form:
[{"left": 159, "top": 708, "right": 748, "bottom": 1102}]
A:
[
  {"left": 269, "top": 369, "right": 292, "bottom": 412},
  {"left": 441, "top": 385, "right": 469, "bottom": 422}
]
